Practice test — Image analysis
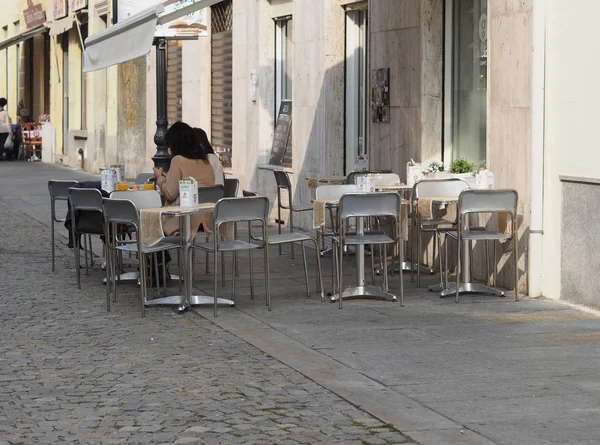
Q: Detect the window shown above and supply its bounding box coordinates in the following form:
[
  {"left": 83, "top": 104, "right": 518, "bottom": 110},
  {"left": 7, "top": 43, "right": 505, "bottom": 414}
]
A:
[
  {"left": 79, "top": 23, "right": 88, "bottom": 129},
  {"left": 345, "top": 6, "right": 368, "bottom": 174},
  {"left": 444, "top": 0, "right": 487, "bottom": 168},
  {"left": 274, "top": 16, "right": 293, "bottom": 165}
]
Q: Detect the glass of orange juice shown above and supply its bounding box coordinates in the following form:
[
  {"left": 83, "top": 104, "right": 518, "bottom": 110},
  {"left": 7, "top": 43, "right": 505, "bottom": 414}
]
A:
[
  {"left": 117, "top": 182, "right": 129, "bottom": 191},
  {"left": 143, "top": 183, "right": 155, "bottom": 190}
]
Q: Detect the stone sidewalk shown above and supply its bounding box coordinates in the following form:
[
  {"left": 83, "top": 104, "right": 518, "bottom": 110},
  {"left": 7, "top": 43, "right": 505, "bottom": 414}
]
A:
[{"left": 2, "top": 162, "right": 600, "bottom": 445}]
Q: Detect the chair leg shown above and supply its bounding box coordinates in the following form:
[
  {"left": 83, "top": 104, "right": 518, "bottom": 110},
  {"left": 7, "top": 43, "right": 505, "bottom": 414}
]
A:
[
  {"left": 301, "top": 241, "right": 310, "bottom": 297},
  {"left": 162, "top": 251, "right": 167, "bottom": 296},
  {"left": 178, "top": 250, "right": 183, "bottom": 292},
  {"left": 417, "top": 223, "right": 421, "bottom": 287},
  {"left": 112, "top": 245, "right": 118, "bottom": 303},
  {"left": 232, "top": 253, "right": 236, "bottom": 302},
  {"left": 370, "top": 245, "right": 375, "bottom": 285},
  {"left": 338, "top": 237, "right": 344, "bottom": 309},
  {"left": 139, "top": 252, "right": 147, "bottom": 317},
  {"left": 437, "top": 232, "right": 444, "bottom": 290},
  {"left": 485, "top": 240, "right": 490, "bottom": 286},
  {"left": 314, "top": 237, "right": 325, "bottom": 302},
  {"left": 383, "top": 244, "right": 389, "bottom": 292},
  {"left": 214, "top": 246, "right": 219, "bottom": 317},
  {"left": 290, "top": 210, "right": 295, "bottom": 260},
  {"left": 51, "top": 217, "right": 55, "bottom": 272},
  {"left": 75, "top": 235, "right": 81, "bottom": 290},
  {"left": 493, "top": 242, "right": 497, "bottom": 287},
  {"left": 83, "top": 235, "right": 89, "bottom": 275},
  {"left": 399, "top": 238, "right": 404, "bottom": 307},
  {"left": 444, "top": 235, "right": 449, "bottom": 291},
  {"left": 514, "top": 236, "right": 519, "bottom": 301},
  {"left": 332, "top": 241, "right": 337, "bottom": 296},
  {"left": 205, "top": 235, "right": 210, "bottom": 273},
  {"left": 221, "top": 251, "right": 226, "bottom": 287},
  {"left": 153, "top": 253, "right": 160, "bottom": 298},
  {"left": 105, "top": 237, "right": 111, "bottom": 312},
  {"left": 277, "top": 200, "right": 282, "bottom": 255},
  {"left": 456, "top": 235, "right": 461, "bottom": 304},
  {"left": 89, "top": 235, "right": 94, "bottom": 267},
  {"left": 249, "top": 248, "right": 255, "bottom": 300},
  {"left": 264, "top": 235, "right": 271, "bottom": 311}
]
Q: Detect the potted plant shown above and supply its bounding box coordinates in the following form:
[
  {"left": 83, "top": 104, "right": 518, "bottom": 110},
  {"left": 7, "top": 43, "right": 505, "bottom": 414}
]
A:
[
  {"left": 449, "top": 157, "right": 475, "bottom": 180},
  {"left": 423, "top": 161, "right": 447, "bottom": 179}
]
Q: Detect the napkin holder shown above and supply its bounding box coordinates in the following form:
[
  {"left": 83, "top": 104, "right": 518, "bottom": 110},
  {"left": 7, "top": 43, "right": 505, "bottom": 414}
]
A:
[
  {"left": 179, "top": 178, "right": 198, "bottom": 207},
  {"left": 475, "top": 169, "right": 495, "bottom": 190},
  {"left": 357, "top": 174, "right": 376, "bottom": 193},
  {"left": 406, "top": 161, "right": 422, "bottom": 187},
  {"left": 100, "top": 168, "right": 117, "bottom": 193}
]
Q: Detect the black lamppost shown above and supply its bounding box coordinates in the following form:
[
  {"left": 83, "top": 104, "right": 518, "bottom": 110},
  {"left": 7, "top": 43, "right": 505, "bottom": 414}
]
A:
[{"left": 152, "top": 37, "right": 171, "bottom": 171}]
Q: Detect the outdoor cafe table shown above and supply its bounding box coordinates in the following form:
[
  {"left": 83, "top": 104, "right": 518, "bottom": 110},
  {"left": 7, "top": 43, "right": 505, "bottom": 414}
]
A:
[
  {"left": 313, "top": 193, "right": 409, "bottom": 304},
  {"left": 419, "top": 196, "right": 506, "bottom": 298},
  {"left": 140, "top": 203, "right": 235, "bottom": 312}
]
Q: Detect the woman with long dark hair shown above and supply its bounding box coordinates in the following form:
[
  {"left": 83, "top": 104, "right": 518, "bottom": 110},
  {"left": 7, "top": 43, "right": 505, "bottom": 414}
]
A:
[
  {"left": 193, "top": 127, "right": 224, "bottom": 186},
  {"left": 0, "top": 98, "right": 12, "bottom": 161},
  {"left": 154, "top": 121, "right": 215, "bottom": 236}
]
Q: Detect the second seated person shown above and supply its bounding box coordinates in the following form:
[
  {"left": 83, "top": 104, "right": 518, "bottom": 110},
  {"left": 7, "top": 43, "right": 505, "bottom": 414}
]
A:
[
  {"left": 193, "top": 127, "right": 224, "bottom": 187},
  {"left": 154, "top": 121, "right": 215, "bottom": 238}
]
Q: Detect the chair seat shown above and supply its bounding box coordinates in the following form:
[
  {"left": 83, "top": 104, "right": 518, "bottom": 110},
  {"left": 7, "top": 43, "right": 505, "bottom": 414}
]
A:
[
  {"left": 292, "top": 204, "right": 313, "bottom": 212},
  {"left": 261, "top": 232, "right": 315, "bottom": 245},
  {"left": 333, "top": 233, "right": 395, "bottom": 245},
  {"left": 117, "top": 240, "right": 181, "bottom": 254},
  {"left": 194, "top": 239, "right": 261, "bottom": 252},
  {"left": 446, "top": 230, "right": 511, "bottom": 241}
]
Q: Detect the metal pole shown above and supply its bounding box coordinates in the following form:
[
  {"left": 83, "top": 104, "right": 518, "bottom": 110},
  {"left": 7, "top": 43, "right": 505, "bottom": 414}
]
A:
[{"left": 152, "top": 38, "right": 171, "bottom": 171}]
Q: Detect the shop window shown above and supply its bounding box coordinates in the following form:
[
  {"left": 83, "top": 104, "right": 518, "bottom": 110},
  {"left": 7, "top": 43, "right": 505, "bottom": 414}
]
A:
[
  {"left": 444, "top": 0, "right": 487, "bottom": 169},
  {"left": 344, "top": 6, "right": 368, "bottom": 174}
]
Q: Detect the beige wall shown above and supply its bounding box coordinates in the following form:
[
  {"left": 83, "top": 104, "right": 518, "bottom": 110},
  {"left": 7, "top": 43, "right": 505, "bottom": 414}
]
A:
[
  {"left": 486, "top": 0, "right": 532, "bottom": 292},
  {"left": 541, "top": 0, "right": 600, "bottom": 300}
]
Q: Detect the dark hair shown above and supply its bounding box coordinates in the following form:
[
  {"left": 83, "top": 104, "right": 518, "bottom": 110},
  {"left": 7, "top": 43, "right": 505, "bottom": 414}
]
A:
[
  {"left": 0, "top": 98, "right": 6, "bottom": 108},
  {"left": 193, "top": 127, "right": 215, "bottom": 155},
  {"left": 165, "top": 121, "right": 208, "bottom": 161}
]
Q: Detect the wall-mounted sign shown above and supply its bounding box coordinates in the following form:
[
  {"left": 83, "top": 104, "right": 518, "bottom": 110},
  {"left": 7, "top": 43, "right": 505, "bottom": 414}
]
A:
[
  {"left": 24, "top": 0, "right": 47, "bottom": 28},
  {"left": 71, "top": 0, "right": 87, "bottom": 12},
  {"left": 371, "top": 67, "right": 390, "bottom": 123},
  {"left": 53, "top": 0, "right": 67, "bottom": 19}
]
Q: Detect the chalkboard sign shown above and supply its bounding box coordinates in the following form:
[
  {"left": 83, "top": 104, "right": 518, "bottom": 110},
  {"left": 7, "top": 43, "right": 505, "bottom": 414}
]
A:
[{"left": 269, "top": 99, "right": 292, "bottom": 167}]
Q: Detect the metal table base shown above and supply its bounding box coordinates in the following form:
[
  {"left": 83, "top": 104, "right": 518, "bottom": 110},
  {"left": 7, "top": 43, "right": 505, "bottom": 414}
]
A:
[
  {"left": 103, "top": 271, "right": 180, "bottom": 285},
  {"left": 144, "top": 294, "right": 235, "bottom": 313},
  {"left": 440, "top": 282, "right": 505, "bottom": 298},
  {"left": 330, "top": 284, "right": 397, "bottom": 303}
]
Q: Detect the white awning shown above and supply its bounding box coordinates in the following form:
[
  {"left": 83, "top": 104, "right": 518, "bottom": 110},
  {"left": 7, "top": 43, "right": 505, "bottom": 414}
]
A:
[
  {"left": 83, "top": 0, "right": 221, "bottom": 73},
  {"left": 0, "top": 24, "right": 48, "bottom": 51},
  {"left": 48, "top": 14, "right": 75, "bottom": 36},
  {"left": 83, "top": 4, "right": 164, "bottom": 72}
]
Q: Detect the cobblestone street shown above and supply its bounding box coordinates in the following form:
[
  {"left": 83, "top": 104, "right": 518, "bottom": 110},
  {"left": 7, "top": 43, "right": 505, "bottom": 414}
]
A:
[{"left": 0, "top": 177, "right": 414, "bottom": 444}]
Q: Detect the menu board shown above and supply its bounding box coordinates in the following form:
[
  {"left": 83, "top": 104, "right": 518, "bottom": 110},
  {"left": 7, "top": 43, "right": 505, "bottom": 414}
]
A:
[{"left": 269, "top": 100, "right": 292, "bottom": 167}]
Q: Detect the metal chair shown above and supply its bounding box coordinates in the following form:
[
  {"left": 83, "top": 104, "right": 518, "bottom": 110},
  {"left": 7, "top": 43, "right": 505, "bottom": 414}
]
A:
[
  {"left": 224, "top": 178, "right": 239, "bottom": 198},
  {"left": 48, "top": 180, "right": 78, "bottom": 272},
  {"left": 273, "top": 170, "right": 313, "bottom": 258},
  {"left": 102, "top": 198, "right": 183, "bottom": 316},
  {"left": 134, "top": 172, "right": 155, "bottom": 184},
  {"left": 193, "top": 196, "right": 270, "bottom": 316},
  {"left": 333, "top": 193, "right": 403, "bottom": 308},
  {"left": 452, "top": 189, "right": 519, "bottom": 303},
  {"left": 412, "top": 178, "right": 469, "bottom": 288},
  {"left": 68, "top": 188, "right": 105, "bottom": 289},
  {"left": 110, "top": 190, "right": 162, "bottom": 208}
]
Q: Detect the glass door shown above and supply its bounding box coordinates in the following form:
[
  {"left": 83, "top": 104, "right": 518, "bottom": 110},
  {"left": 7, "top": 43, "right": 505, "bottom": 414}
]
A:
[
  {"left": 345, "top": 7, "right": 368, "bottom": 174},
  {"left": 444, "top": 0, "right": 487, "bottom": 169}
]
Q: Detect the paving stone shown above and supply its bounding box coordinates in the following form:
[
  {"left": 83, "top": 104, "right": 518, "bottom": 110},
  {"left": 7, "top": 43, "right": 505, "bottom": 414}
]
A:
[{"left": 0, "top": 164, "right": 417, "bottom": 445}]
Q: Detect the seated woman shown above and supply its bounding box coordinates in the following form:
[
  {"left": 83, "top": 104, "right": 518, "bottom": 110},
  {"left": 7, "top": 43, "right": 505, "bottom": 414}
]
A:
[
  {"left": 193, "top": 127, "right": 224, "bottom": 187},
  {"left": 154, "top": 122, "right": 215, "bottom": 237}
]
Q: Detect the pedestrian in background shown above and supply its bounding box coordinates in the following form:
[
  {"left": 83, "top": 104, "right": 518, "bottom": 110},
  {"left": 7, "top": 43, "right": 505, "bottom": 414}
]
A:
[{"left": 0, "top": 98, "right": 12, "bottom": 161}]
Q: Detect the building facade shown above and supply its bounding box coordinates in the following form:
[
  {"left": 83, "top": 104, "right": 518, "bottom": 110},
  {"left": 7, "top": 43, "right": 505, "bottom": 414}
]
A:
[{"left": 6, "top": 0, "right": 599, "bottom": 308}]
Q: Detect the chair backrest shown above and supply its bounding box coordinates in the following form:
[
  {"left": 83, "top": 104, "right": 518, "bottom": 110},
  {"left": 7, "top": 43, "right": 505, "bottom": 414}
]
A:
[
  {"left": 458, "top": 189, "right": 518, "bottom": 217},
  {"left": 413, "top": 178, "right": 469, "bottom": 200},
  {"left": 110, "top": 190, "right": 161, "bottom": 210},
  {"left": 351, "top": 172, "right": 400, "bottom": 186},
  {"left": 213, "top": 196, "right": 269, "bottom": 228},
  {"left": 48, "top": 180, "right": 78, "bottom": 201},
  {"left": 69, "top": 188, "right": 103, "bottom": 212},
  {"left": 242, "top": 190, "right": 258, "bottom": 197},
  {"left": 102, "top": 198, "right": 140, "bottom": 228},
  {"left": 273, "top": 170, "right": 291, "bottom": 189},
  {"left": 135, "top": 172, "right": 154, "bottom": 184},
  {"left": 198, "top": 185, "right": 224, "bottom": 204},
  {"left": 339, "top": 193, "right": 401, "bottom": 221},
  {"left": 224, "top": 178, "right": 239, "bottom": 198},
  {"left": 315, "top": 184, "right": 357, "bottom": 200},
  {"left": 346, "top": 170, "right": 392, "bottom": 184}
]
